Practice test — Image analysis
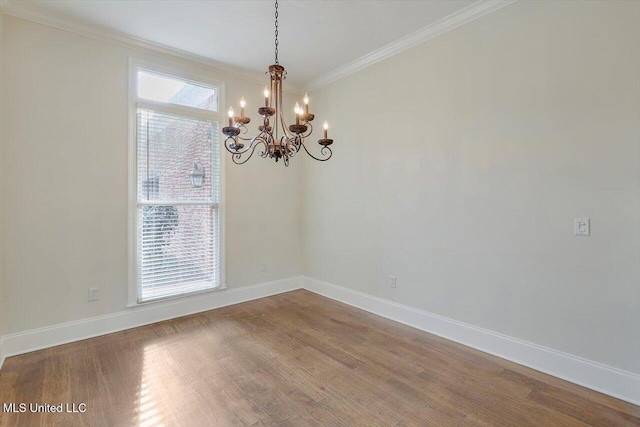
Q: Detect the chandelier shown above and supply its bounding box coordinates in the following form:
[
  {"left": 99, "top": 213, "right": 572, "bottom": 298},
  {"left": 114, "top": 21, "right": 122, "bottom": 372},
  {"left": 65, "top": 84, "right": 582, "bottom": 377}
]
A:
[{"left": 222, "top": 0, "right": 334, "bottom": 166}]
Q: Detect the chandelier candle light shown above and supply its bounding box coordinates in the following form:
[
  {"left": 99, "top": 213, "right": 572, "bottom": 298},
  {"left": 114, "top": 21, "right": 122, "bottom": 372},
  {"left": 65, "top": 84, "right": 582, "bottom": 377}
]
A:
[{"left": 222, "top": 0, "right": 334, "bottom": 166}]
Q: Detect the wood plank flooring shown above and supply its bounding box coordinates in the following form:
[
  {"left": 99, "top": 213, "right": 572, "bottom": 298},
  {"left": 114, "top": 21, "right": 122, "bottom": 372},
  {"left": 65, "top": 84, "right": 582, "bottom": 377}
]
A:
[{"left": 1, "top": 290, "right": 638, "bottom": 426}]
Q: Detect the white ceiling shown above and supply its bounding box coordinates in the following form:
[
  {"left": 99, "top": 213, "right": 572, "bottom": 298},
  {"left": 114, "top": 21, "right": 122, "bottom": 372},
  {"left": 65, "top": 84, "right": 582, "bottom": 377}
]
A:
[{"left": 4, "top": 0, "right": 481, "bottom": 84}]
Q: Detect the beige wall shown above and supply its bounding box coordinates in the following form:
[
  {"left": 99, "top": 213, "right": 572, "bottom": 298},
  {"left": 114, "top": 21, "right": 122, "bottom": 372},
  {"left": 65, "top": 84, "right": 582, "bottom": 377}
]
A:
[
  {"left": 1, "top": 16, "right": 302, "bottom": 334},
  {"left": 303, "top": 0, "right": 640, "bottom": 374}
]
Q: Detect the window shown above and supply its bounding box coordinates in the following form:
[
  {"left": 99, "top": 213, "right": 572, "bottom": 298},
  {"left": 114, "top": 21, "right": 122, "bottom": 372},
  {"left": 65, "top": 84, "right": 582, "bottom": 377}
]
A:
[
  {"left": 138, "top": 70, "right": 217, "bottom": 111},
  {"left": 129, "top": 61, "right": 224, "bottom": 304}
]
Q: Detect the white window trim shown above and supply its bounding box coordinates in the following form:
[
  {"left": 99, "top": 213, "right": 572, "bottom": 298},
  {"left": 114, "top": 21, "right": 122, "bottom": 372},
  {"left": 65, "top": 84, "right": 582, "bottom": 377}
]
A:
[{"left": 127, "top": 57, "right": 227, "bottom": 307}]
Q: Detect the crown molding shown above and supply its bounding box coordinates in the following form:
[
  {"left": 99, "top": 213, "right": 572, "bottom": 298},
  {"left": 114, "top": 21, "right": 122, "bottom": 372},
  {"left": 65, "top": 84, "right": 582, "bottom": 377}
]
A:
[
  {"left": 305, "top": 0, "right": 517, "bottom": 91},
  {"left": 0, "top": 0, "right": 515, "bottom": 94},
  {"left": 0, "top": 0, "right": 304, "bottom": 94}
]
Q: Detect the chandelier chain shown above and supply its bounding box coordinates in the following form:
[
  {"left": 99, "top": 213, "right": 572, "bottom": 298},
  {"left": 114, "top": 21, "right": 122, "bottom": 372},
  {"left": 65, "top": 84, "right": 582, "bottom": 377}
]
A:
[{"left": 274, "top": 0, "right": 279, "bottom": 64}]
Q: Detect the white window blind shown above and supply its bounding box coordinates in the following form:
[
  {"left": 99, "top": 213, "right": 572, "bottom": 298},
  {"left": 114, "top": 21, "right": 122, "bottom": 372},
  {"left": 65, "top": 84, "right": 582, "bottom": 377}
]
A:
[{"left": 136, "top": 108, "right": 221, "bottom": 303}]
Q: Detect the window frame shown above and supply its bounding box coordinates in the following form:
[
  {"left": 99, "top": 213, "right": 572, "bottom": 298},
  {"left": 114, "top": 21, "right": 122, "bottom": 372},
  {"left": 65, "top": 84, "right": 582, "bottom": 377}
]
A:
[{"left": 127, "top": 58, "right": 226, "bottom": 307}]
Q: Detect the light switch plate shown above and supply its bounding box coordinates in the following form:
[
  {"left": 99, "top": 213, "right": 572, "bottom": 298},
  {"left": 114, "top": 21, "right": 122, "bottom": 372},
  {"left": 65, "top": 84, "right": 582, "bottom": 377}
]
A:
[{"left": 574, "top": 217, "right": 590, "bottom": 236}]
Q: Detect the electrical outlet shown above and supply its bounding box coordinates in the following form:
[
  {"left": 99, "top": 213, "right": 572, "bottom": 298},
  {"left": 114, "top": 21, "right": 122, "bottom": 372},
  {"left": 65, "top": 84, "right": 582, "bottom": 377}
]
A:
[
  {"left": 260, "top": 263, "right": 268, "bottom": 272},
  {"left": 389, "top": 275, "right": 397, "bottom": 288},
  {"left": 88, "top": 287, "right": 99, "bottom": 302}
]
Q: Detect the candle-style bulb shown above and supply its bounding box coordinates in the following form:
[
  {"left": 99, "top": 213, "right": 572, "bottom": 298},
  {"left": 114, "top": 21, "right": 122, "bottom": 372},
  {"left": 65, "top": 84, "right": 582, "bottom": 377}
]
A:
[
  {"left": 294, "top": 102, "right": 301, "bottom": 114},
  {"left": 304, "top": 93, "right": 310, "bottom": 113},
  {"left": 228, "top": 107, "right": 235, "bottom": 127},
  {"left": 263, "top": 86, "right": 270, "bottom": 107},
  {"left": 240, "top": 97, "right": 246, "bottom": 108},
  {"left": 323, "top": 121, "right": 328, "bottom": 130}
]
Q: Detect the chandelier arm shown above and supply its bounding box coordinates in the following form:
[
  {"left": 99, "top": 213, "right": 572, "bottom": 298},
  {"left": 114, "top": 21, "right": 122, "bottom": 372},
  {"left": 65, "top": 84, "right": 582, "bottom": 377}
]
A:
[
  {"left": 253, "top": 136, "right": 270, "bottom": 157},
  {"left": 235, "top": 125, "right": 253, "bottom": 141},
  {"left": 285, "top": 135, "right": 302, "bottom": 154},
  {"left": 231, "top": 139, "right": 268, "bottom": 165},
  {"left": 237, "top": 128, "right": 268, "bottom": 142},
  {"left": 224, "top": 137, "right": 252, "bottom": 155},
  {"left": 232, "top": 151, "right": 254, "bottom": 165},
  {"left": 236, "top": 124, "right": 266, "bottom": 141},
  {"left": 261, "top": 134, "right": 276, "bottom": 158},
  {"left": 282, "top": 135, "right": 298, "bottom": 158},
  {"left": 259, "top": 146, "right": 270, "bottom": 158},
  {"left": 301, "top": 122, "right": 314, "bottom": 139},
  {"left": 223, "top": 131, "right": 268, "bottom": 155},
  {"left": 301, "top": 142, "right": 333, "bottom": 162},
  {"left": 284, "top": 126, "right": 311, "bottom": 155},
  {"left": 288, "top": 142, "right": 299, "bottom": 157},
  {"left": 223, "top": 137, "right": 247, "bottom": 155}
]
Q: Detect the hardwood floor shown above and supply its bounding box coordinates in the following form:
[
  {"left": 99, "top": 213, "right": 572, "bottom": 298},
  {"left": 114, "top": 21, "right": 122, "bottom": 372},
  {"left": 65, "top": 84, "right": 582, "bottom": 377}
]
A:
[{"left": 1, "top": 290, "right": 638, "bottom": 426}]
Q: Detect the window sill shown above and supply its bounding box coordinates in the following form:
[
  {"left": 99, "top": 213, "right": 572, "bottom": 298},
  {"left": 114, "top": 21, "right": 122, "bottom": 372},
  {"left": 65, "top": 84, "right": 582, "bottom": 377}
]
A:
[{"left": 126, "top": 284, "right": 228, "bottom": 308}]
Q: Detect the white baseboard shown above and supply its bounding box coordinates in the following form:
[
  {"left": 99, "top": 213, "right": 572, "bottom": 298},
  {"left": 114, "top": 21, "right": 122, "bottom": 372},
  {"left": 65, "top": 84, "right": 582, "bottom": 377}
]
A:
[
  {"left": 0, "top": 276, "right": 303, "bottom": 366},
  {"left": 2, "top": 275, "right": 638, "bottom": 406},
  {"left": 302, "top": 276, "right": 640, "bottom": 406}
]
